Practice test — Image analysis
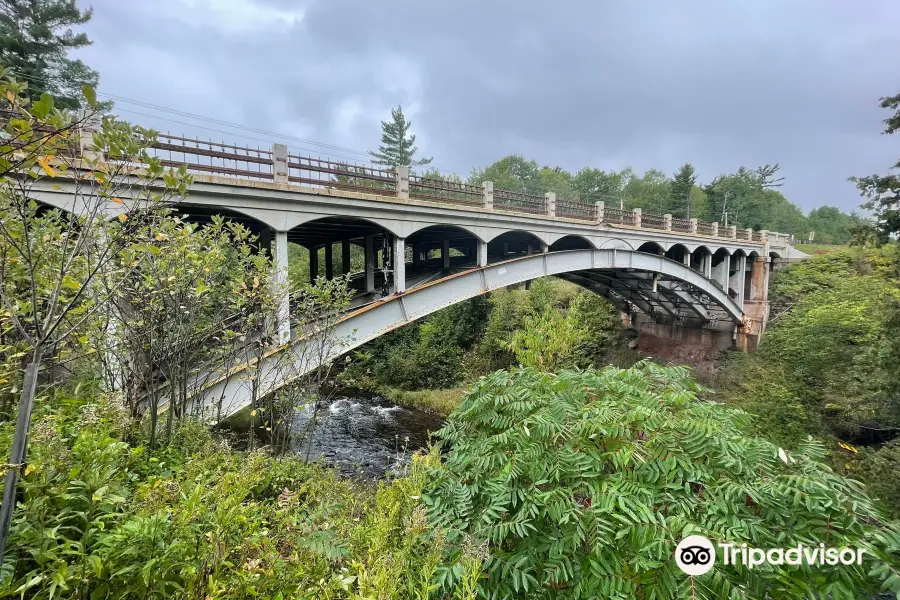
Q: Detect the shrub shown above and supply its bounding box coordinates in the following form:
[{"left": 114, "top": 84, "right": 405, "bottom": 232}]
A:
[{"left": 424, "top": 362, "right": 900, "bottom": 599}]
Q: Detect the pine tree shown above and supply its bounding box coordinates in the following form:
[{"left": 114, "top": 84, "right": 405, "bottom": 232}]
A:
[
  {"left": 670, "top": 162, "right": 697, "bottom": 218},
  {"left": 369, "top": 105, "right": 432, "bottom": 167},
  {"left": 0, "top": 0, "right": 102, "bottom": 109}
]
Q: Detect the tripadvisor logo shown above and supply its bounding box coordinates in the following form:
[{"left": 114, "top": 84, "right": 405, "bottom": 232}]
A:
[
  {"left": 674, "top": 535, "right": 866, "bottom": 576},
  {"left": 675, "top": 535, "right": 716, "bottom": 576}
]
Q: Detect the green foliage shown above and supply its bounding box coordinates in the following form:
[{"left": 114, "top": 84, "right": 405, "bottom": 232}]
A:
[
  {"left": 852, "top": 90, "right": 900, "bottom": 240},
  {"left": 0, "top": 0, "right": 105, "bottom": 109},
  {"left": 425, "top": 363, "right": 900, "bottom": 599},
  {"left": 807, "top": 206, "right": 868, "bottom": 245},
  {"left": 469, "top": 155, "right": 542, "bottom": 195},
  {"left": 669, "top": 162, "right": 696, "bottom": 218},
  {"left": 852, "top": 438, "right": 900, "bottom": 510},
  {"left": 568, "top": 291, "right": 624, "bottom": 367},
  {"left": 717, "top": 246, "right": 900, "bottom": 510},
  {"left": 1, "top": 390, "right": 454, "bottom": 599},
  {"left": 505, "top": 309, "right": 579, "bottom": 372},
  {"left": 479, "top": 287, "right": 533, "bottom": 370},
  {"left": 369, "top": 105, "right": 432, "bottom": 167}
]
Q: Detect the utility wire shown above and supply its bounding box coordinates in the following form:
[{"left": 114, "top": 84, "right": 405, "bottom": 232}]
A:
[{"left": 10, "top": 70, "right": 465, "bottom": 177}]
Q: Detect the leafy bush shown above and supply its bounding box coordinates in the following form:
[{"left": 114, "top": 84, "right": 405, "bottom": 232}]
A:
[
  {"left": 425, "top": 362, "right": 900, "bottom": 599},
  {"left": 1, "top": 391, "right": 456, "bottom": 599}
]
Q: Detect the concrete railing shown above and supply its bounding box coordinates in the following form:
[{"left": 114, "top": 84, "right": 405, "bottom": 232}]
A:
[{"left": 139, "top": 135, "right": 786, "bottom": 245}]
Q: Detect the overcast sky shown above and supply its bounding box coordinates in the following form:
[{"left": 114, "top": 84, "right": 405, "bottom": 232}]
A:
[{"left": 77, "top": 0, "right": 899, "bottom": 213}]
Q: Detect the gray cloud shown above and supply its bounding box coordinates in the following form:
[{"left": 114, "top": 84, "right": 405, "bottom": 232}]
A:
[{"left": 77, "top": 0, "right": 900, "bottom": 212}]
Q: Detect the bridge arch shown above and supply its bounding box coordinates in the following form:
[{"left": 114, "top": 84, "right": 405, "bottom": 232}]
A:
[
  {"left": 598, "top": 237, "right": 635, "bottom": 251},
  {"left": 689, "top": 245, "right": 712, "bottom": 272},
  {"left": 405, "top": 224, "right": 481, "bottom": 269},
  {"left": 665, "top": 243, "right": 690, "bottom": 265},
  {"left": 549, "top": 235, "right": 595, "bottom": 251},
  {"left": 637, "top": 241, "right": 665, "bottom": 256},
  {"left": 190, "top": 248, "right": 744, "bottom": 420},
  {"left": 487, "top": 229, "right": 546, "bottom": 263}
]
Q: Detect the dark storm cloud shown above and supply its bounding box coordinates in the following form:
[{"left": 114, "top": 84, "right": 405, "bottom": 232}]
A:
[{"left": 78, "top": 0, "right": 900, "bottom": 212}]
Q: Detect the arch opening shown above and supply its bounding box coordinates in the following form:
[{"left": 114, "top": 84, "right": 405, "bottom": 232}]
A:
[
  {"left": 665, "top": 243, "right": 690, "bottom": 266},
  {"left": 550, "top": 235, "right": 593, "bottom": 252},
  {"left": 487, "top": 230, "right": 545, "bottom": 264},
  {"left": 637, "top": 241, "right": 665, "bottom": 256},
  {"left": 690, "top": 245, "right": 712, "bottom": 274},
  {"left": 405, "top": 224, "right": 480, "bottom": 276},
  {"left": 286, "top": 215, "right": 394, "bottom": 295}
]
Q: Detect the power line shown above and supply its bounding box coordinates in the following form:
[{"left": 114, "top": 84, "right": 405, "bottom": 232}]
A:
[{"left": 10, "top": 70, "right": 464, "bottom": 176}]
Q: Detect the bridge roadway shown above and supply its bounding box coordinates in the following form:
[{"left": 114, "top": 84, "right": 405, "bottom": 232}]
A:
[{"left": 24, "top": 136, "right": 807, "bottom": 420}]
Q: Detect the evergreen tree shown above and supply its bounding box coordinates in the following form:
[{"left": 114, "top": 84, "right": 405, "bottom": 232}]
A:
[
  {"left": 0, "top": 0, "right": 100, "bottom": 109},
  {"left": 669, "top": 162, "right": 696, "bottom": 218},
  {"left": 369, "top": 105, "right": 432, "bottom": 167}
]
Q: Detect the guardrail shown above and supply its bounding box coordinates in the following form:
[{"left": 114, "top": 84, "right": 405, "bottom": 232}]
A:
[
  {"left": 493, "top": 188, "right": 547, "bottom": 215},
  {"left": 641, "top": 213, "right": 666, "bottom": 229},
  {"left": 150, "top": 134, "right": 275, "bottom": 180},
  {"left": 672, "top": 218, "right": 692, "bottom": 233},
  {"left": 556, "top": 198, "right": 595, "bottom": 221},
  {"left": 408, "top": 175, "right": 483, "bottom": 207},
  {"left": 604, "top": 207, "right": 635, "bottom": 226},
  {"left": 39, "top": 125, "right": 787, "bottom": 245}
]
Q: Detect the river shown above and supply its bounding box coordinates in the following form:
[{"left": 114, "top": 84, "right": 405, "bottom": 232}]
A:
[{"left": 290, "top": 391, "right": 446, "bottom": 479}]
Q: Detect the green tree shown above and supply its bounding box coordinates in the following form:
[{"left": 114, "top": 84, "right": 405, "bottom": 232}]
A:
[
  {"left": 623, "top": 169, "right": 670, "bottom": 213},
  {"left": 0, "top": 0, "right": 103, "bottom": 109},
  {"left": 369, "top": 105, "right": 432, "bottom": 167},
  {"left": 669, "top": 162, "right": 697, "bottom": 218},
  {"left": 0, "top": 69, "right": 189, "bottom": 561},
  {"left": 572, "top": 167, "right": 627, "bottom": 204},
  {"left": 505, "top": 309, "right": 579, "bottom": 372},
  {"left": 537, "top": 165, "right": 576, "bottom": 200},
  {"left": 807, "top": 206, "right": 867, "bottom": 245},
  {"left": 852, "top": 90, "right": 900, "bottom": 240},
  {"left": 469, "top": 155, "right": 541, "bottom": 195}
]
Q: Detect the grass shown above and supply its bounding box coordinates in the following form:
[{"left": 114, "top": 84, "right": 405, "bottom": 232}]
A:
[{"left": 379, "top": 386, "right": 468, "bottom": 416}]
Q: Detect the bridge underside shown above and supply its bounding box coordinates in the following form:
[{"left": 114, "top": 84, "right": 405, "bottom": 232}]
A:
[{"left": 189, "top": 249, "right": 745, "bottom": 421}]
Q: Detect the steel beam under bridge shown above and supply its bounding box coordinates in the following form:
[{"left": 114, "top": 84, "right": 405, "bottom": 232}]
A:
[{"left": 188, "top": 249, "right": 745, "bottom": 421}]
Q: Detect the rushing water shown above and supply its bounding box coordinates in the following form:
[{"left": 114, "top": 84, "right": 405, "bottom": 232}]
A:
[{"left": 290, "top": 392, "right": 445, "bottom": 479}]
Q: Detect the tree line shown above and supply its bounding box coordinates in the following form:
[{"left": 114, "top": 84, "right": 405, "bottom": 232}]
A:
[{"left": 373, "top": 107, "right": 868, "bottom": 244}]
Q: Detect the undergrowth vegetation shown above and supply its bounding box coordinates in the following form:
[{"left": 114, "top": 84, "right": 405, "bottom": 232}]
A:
[
  {"left": 0, "top": 388, "right": 463, "bottom": 600},
  {"left": 714, "top": 245, "right": 900, "bottom": 510},
  {"left": 425, "top": 363, "right": 900, "bottom": 599}
]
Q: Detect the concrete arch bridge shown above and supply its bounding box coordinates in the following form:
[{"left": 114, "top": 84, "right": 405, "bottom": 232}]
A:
[{"left": 25, "top": 133, "right": 807, "bottom": 420}]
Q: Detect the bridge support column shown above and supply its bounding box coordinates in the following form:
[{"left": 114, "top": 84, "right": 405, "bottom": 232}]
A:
[
  {"left": 713, "top": 254, "right": 730, "bottom": 291},
  {"left": 703, "top": 254, "right": 712, "bottom": 279},
  {"left": 730, "top": 254, "right": 746, "bottom": 307},
  {"left": 364, "top": 235, "right": 376, "bottom": 293},
  {"left": 442, "top": 239, "right": 450, "bottom": 269},
  {"left": 341, "top": 240, "right": 351, "bottom": 275},
  {"left": 477, "top": 239, "right": 488, "bottom": 267},
  {"left": 683, "top": 250, "right": 691, "bottom": 267},
  {"left": 749, "top": 256, "right": 768, "bottom": 301},
  {"left": 309, "top": 246, "right": 319, "bottom": 284},
  {"left": 393, "top": 237, "right": 406, "bottom": 293},
  {"left": 324, "top": 243, "right": 334, "bottom": 280},
  {"left": 273, "top": 230, "right": 291, "bottom": 344}
]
